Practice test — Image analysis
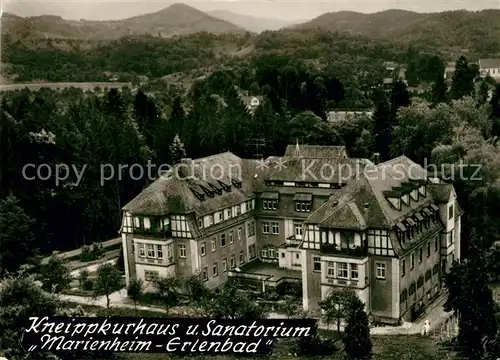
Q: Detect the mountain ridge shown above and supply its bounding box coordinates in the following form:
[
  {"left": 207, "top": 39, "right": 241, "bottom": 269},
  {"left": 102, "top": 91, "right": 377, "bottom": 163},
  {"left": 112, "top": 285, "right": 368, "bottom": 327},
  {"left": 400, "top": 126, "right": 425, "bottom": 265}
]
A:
[{"left": 208, "top": 10, "right": 305, "bottom": 33}]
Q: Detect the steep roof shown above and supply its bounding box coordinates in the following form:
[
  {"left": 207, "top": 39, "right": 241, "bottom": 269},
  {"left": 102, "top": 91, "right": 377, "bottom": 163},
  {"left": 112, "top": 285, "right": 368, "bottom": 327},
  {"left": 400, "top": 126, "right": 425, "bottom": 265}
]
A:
[
  {"left": 284, "top": 144, "right": 347, "bottom": 159},
  {"left": 306, "top": 156, "right": 437, "bottom": 229},
  {"left": 122, "top": 152, "right": 260, "bottom": 216},
  {"left": 479, "top": 58, "right": 500, "bottom": 69}
]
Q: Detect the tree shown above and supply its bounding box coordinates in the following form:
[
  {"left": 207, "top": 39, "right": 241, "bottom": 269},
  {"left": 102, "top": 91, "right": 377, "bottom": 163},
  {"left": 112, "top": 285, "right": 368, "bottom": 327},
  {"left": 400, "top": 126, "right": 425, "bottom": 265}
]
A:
[
  {"left": 451, "top": 56, "right": 476, "bottom": 100},
  {"left": 0, "top": 195, "right": 36, "bottom": 277},
  {"left": 127, "top": 278, "right": 145, "bottom": 313},
  {"left": 443, "top": 242, "right": 498, "bottom": 360},
  {"left": 40, "top": 256, "right": 72, "bottom": 293},
  {"left": 390, "top": 78, "right": 411, "bottom": 116},
  {"left": 477, "top": 80, "right": 489, "bottom": 105},
  {"left": 153, "top": 276, "right": 181, "bottom": 315},
  {"left": 169, "top": 134, "right": 186, "bottom": 165},
  {"left": 372, "top": 92, "right": 391, "bottom": 161},
  {"left": 431, "top": 72, "right": 447, "bottom": 104},
  {"left": 343, "top": 295, "right": 372, "bottom": 359},
  {"left": 0, "top": 273, "right": 58, "bottom": 359},
  {"left": 486, "top": 242, "right": 500, "bottom": 281},
  {"left": 319, "top": 288, "right": 357, "bottom": 333},
  {"left": 169, "top": 96, "right": 185, "bottom": 138},
  {"left": 93, "top": 263, "right": 123, "bottom": 308},
  {"left": 184, "top": 275, "right": 210, "bottom": 305},
  {"left": 203, "top": 280, "right": 265, "bottom": 321}
]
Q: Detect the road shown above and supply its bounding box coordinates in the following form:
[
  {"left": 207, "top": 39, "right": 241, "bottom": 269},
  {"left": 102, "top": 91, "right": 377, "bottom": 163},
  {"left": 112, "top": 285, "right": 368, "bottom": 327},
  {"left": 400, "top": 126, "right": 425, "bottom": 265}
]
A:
[
  {"left": 0, "top": 82, "right": 131, "bottom": 92},
  {"left": 42, "top": 237, "right": 121, "bottom": 265},
  {"left": 69, "top": 258, "right": 118, "bottom": 277}
]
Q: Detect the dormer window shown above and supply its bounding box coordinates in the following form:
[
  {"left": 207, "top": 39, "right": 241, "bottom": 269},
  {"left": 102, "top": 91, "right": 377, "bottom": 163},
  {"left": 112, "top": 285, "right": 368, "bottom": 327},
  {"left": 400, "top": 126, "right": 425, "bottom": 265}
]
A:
[
  {"left": 448, "top": 203, "right": 454, "bottom": 220},
  {"left": 231, "top": 178, "right": 242, "bottom": 189},
  {"left": 262, "top": 199, "right": 278, "bottom": 211},
  {"left": 189, "top": 187, "right": 205, "bottom": 200},
  {"left": 410, "top": 189, "right": 418, "bottom": 201},
  {"left": 198, "top": 218, "right": 203, "bottom": 228},
  {"left": 217, "top": 180, "right": 231, "bottom": 192},
  {"left": 419, "top": 185, "right": 426, "bottom": 197},
  {"left": 401, "top": 194, "right": 409, "bottom": 206},
  {"left": 387, "top": 197, "right": 401, "bottom": 210},
  {"left": 294, "top": 193, "right": 313, "bottom": 212},
  {"left": 209, "top": 215, "right": 214, "bottom": 226},
  {"left": 295, "top": 201, "right": 311, "bottom": 212}
]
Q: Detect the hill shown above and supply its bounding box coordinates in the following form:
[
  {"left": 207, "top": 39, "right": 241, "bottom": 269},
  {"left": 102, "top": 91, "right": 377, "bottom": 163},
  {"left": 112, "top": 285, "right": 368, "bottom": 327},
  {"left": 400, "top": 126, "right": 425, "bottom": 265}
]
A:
[
  {"left": 1, "top": 3, "right": 247, "bottom": 40},
  {"left": 293, "top": 9, "right": 500, "bottom": 54},
  {"left": 208, "top": 10, "right": 303, "bottom": 33}
]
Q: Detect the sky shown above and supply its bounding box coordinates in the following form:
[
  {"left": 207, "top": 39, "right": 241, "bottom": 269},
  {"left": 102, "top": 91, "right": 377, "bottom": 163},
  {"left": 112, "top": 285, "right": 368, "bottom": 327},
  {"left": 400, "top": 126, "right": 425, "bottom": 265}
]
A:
[{"left": 1, "top": 0, "right": 499, "bottom": 21}]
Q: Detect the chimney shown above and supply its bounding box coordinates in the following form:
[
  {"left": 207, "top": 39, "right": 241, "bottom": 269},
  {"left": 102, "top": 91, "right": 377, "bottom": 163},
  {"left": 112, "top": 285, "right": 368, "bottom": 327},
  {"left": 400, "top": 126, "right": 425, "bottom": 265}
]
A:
[
  {"left": 295, "top": 139, "right": 301, "bottom": 157},
  {"left": 178, "top": 158, "right": 193, "bottom": 179},
  {"left": 363, "top": 202, "right": 369, "bottom": 213},
  {"left": 372, "top": 153, "right": 380, "bottom": 165}
]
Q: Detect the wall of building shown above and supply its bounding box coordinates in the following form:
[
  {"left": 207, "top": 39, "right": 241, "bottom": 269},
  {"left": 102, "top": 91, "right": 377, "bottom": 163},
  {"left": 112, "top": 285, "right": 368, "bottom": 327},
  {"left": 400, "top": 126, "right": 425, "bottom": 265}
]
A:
[
  {"left": 369, "top": 255, "right": 395, "bottom": 319},
  {"left": 136, "top": 263, "right": 176, "bottom": 291},
  {"left": 302, "top": 249, "right": 323, "bottom": 315}
]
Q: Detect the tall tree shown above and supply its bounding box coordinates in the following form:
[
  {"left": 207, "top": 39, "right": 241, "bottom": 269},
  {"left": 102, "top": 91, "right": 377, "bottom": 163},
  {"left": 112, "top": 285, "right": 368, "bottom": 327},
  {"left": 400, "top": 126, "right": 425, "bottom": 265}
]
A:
[
  {"left": 343, "top": 295, "right": 372, "bottom": 360},
  {"left": 443, "top": 242, "right": 498, "bottom": 360},
  {"left": 169, "top": 96, "right": 185, "bottom": 137},
  {"left": 450, "top": 56, "right": 476, "bottom": 100},
  {"left": 169, "top": 134, "right": 186, "bottom": 165},
  {"left": 431, "top": 72, "right": 447, "bottom": 104},
  {"left": 93, "top": 263, "right": 123, "bottom": 308},
  {"left": 390, "top": 78, "right": 411, "bottom": 119},
  {"left": 319, "top": 288, "right": 357, "bottom": 333},
  {"left": 372, "top": 91, "right": 391, "bottom": 161},
  {"left": 0, "top": 195, "right": 36, "bottom": 277}
]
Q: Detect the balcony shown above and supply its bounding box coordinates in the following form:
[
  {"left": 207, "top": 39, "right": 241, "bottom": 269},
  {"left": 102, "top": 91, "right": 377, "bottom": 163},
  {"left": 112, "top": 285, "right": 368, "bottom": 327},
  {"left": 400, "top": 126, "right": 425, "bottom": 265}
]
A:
[
  {"left": 320, "top": 243, "right": 368, "bottom": 257},
  {"left": 137, "top": 256, "right": 174, "bottom": 266},
  {"left": 134, "top": 227, "right": 172, "bottom": 239}
]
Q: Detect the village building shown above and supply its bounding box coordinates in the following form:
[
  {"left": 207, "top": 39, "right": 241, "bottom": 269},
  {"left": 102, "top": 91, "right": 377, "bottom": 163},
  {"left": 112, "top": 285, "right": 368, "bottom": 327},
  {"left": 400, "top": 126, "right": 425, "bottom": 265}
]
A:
[{"left": 120, "top": 144, "right": 462, "bottom": 323}]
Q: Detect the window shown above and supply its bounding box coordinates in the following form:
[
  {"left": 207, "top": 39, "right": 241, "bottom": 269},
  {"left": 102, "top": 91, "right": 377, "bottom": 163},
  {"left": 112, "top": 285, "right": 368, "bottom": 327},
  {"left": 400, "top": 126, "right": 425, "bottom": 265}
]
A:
[
  {"left": 226, "top": 209, "right": 232, "bottom": 218},
  {"left": 263, "top": 200, "right": 278, "bottom": 211},
  {"left": 178, "top": 244, "right": 186, "bottom": 258},
  {"left": 222, "top": 258, "right": 227, "bottom": 272},
  {"left": 410, "top": 253, "right": 415, "bottom": 269},
  {"left": 425, "top": 269, "right": 431, "bottom": 281},
  {"left": 401, "top": 259, "right": 405, "bottom": 277},
  {"left": 337, "top": 262, "right": 348, "bottom": 279},
  {"left": 200, "top": 242, "right": 206, "bottom": 256},
  {"left": 248, "top": 244, "right": 256, "bottom": 259},
  {"left": 434, "top": 237, "right": 438, "bottom": 251},
  {"left": 447, "top": 230, "right": 454, "bottom": 245},
  {"left": 269, "top": 248, "right": 276, "bottom": 258},
  {"left": 213, "top": 263, "right": 218, "bottom": 277},
  {"left": 262, "top": 221, "right": 270, "bottom": 234},
  {"left": 294, "top": 223, "right": 303, "bottom": 238},
  {"left": 156, "top": 245, "right": 163, "bottom": 259},
  {"left": 144, "top": 270, "right": 159, "bottom": 282},
  {"left": 327, "top": 261, "right": 335, "bottom": 277},
  {"left": 350, "top": 264, "right": 358, "bottom": 279},
  {"left": 209, "top": 215, "right": 214, "bottom": 225},
  {"left": 313, "top": 257, "right": 321, "bottom": 272},
  {"left": 247, "top": 221, "right": 256, "bottom": 236},
  {"left": 448, "top": 204, "right": 454, "bottom": 220},
  {"left": 134, "top": 217, "right": 140, "bottom": 228},
  {"left": 262, "top": 248, "right": 268, "bottom": 258},
  {"left": 239, "top": 250, "right": 244, "bottom": 264},
  {"left": 427, "top": 242, "right": 430, "bottom": 257},
  {"left": 433, "top": 263, "right": 439, "bottom": 275},
  {"left": 211, "top": 238, "right": 216, "bottom": 252},
  {"left": 419, "top": 248, "right": 423, "bottom": 263},
  {"left": 376, "top": 263, "right": 386, "bottom": 279},
  {"left": 201, "top": 267, "right": 208, "bottom": 281},
  {"left": 143, "top": 217, "right": 151, "bottom": 229},
  {"left": 139, "top": 244, "right": 145, "bottom": 257},
  {"left": 217, "top": 211, "right": 223, "bottom": 221},
  {"left": 409, "top": 282, "right": 416, "bottom": 295},
  {"left": 147, "top": 244, "right": 155, "bottom": 258},
  {"left": 237, "top": 227, "right": 242, "bottom": 240},
  {"left": 271, "top": 222, "right": 279, "bottom": 235},
  {"left": 230, "top": 254, "right": 236, "bottom": 268},
  {"left": 221, "top": 234, "right": 226, "bottom": 247},
  {"left": 198, "top": 218, "right": 203, "bottom": 228},
  {"left": 229, "top": 230, "right": 234, "bottom": 244},
  {"left": 295, "top": 201, "right": 311, "bottom": 212},
  {"left": 417, "top": 275, "right": 424, "bottom": 288},
  {"left": 166, "top": 244, "right": 172, "bottom": 259},
  {"left": 236, "top": 205, "right": 241, "bottom": 216}
]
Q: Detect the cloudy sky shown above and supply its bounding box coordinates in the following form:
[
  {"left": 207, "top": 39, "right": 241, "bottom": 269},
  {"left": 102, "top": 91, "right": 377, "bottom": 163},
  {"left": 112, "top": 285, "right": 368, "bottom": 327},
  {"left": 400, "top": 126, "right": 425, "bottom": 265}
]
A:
[{"left": 2, "top": 0, "right": 498, "bottom": 21}]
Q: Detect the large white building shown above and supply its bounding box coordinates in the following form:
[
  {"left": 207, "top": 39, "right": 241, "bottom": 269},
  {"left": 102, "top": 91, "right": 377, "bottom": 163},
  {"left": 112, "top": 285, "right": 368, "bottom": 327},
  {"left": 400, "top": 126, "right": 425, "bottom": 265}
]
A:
[{"left": 121, "top": 145, "right": 462, "bottom": 323}]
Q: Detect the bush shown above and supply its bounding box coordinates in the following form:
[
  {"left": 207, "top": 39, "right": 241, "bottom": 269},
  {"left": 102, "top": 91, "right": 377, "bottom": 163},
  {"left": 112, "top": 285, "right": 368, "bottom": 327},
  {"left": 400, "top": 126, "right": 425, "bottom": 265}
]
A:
[
  {"left": 80, "top": 243, "right": 105, "bottom": 262},
  {"left": 82, "top": 279, "right": 94, "bottom": 291},
  {"left": 293, "top": 334, "right": 338, "bottom": 356}
]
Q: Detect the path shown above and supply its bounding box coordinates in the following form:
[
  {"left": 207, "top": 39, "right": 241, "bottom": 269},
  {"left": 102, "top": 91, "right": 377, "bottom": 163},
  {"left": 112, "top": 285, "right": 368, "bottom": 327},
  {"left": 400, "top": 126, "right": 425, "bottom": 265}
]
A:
[
  {"left": 42, "top": 237, "right": 121, "bottom": 265},
  {"left": 69, "top": 258, "right": 118, "bottom": 277},
  {"left": 58, "top": 290, "right": 452, "bottom": 335}
]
